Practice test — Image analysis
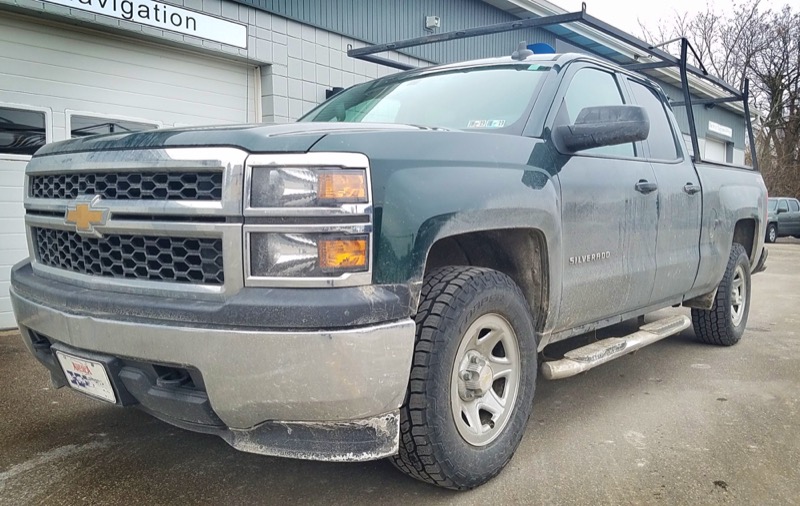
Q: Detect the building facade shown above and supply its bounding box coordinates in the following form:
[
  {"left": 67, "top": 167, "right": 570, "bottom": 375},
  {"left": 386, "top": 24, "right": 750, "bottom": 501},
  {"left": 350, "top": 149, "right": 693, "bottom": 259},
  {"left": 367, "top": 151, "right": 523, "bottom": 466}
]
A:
[{"left": 0, "top": 0, "right": 747, "bottom": 327}]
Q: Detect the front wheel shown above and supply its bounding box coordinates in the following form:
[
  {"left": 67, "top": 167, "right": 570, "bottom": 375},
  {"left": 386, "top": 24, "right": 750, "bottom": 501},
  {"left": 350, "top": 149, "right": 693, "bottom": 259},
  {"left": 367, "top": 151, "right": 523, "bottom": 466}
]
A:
[
  {"left": 766, "top": 223, "right": 777, "bottom": 243},
  {"left": 391, "top": 266, "right": 537, "bottom": 490},
  {"left": 691, "top": 243, "right": 751, "bottom": 346}
]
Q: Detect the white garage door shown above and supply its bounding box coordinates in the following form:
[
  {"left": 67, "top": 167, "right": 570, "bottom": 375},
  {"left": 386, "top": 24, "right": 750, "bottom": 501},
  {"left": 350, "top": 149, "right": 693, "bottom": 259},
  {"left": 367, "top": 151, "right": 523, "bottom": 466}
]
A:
[
  {"left": 0, "top": 12, "right": 258, "bottom": 328},
  {"left": 704, "top": 138, "right": 727, "bottom": 163}
]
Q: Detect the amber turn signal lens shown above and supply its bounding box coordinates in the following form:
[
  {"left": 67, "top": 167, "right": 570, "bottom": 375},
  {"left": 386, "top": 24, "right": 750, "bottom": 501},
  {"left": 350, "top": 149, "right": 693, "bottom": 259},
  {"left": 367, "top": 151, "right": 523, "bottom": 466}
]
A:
[
  {"left": 318, "top": 237, "right": 368, "bottom": 272},
  {"left": 318, "top": 171, "right": 367, "bottom": 203}
]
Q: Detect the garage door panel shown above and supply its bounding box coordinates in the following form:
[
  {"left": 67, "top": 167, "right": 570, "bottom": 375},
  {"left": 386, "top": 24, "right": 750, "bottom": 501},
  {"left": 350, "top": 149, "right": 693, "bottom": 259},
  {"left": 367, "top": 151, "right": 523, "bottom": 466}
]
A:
[
  {"left": 0, "top": 218, "right": 26, "bottom": 236},
  {"left": 0, "top": 168, "right": 26, "bottom": 188},
  {"left": 0, "top": 52, "right": 250, "bottom": 100},
  {"left": 0, "top": 188, "right": 24, "bottom": 202},
  {"left": 0, "top": 202, "right": 25, "bottom": 218},
  {"left": 3, "top": 78, "right": 247, "bottom": 125},
  {"left": 0, "top": 18, "right": 252, "bottom": 87},
  {"left": 0, "top": 297, "right": 12, "bottom": 329},
  {"left": 0, "top": 249, "right": 28, "bottom": 265}
]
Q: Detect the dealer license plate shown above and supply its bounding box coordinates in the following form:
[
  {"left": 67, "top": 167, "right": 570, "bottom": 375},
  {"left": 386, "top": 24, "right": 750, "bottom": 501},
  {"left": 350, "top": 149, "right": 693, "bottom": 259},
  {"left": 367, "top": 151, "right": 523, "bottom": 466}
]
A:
[{"left": 56, "top": 351, "right": 117, "bottom": 403}]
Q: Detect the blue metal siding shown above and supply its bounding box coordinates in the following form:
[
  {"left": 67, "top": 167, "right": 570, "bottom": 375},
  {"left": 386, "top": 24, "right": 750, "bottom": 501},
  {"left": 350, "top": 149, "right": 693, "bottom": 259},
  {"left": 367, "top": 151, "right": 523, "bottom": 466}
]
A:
[
  {"left": 660, "top": 83, "right": 746, "bottom": 149},
  {"left": 230, "top": 0, "right": 555, "bottom": 63}
]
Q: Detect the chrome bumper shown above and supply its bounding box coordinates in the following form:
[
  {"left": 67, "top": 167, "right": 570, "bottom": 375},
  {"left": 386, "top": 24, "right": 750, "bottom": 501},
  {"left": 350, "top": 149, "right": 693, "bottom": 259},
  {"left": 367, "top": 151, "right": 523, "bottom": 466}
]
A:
[{"left": 11, "top": 289, "right": 416, "bottom": 430}]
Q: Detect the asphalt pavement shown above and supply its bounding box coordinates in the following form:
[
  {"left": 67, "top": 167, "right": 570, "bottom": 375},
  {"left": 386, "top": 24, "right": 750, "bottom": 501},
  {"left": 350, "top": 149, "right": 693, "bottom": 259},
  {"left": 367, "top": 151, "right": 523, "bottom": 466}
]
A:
[{"left": 1, "top": 239, "right": 798, "bottom": 505}]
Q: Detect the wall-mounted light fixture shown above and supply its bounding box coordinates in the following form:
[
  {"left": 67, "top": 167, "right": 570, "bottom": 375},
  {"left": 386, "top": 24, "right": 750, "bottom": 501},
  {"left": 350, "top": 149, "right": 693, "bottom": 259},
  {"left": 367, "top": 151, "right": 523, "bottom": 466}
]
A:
[
  {"left": 425, "top": 15, "right": 441, "bottom": 31},
  {"left": 326, "top": 87, "right": 345, "bottom": 99}
]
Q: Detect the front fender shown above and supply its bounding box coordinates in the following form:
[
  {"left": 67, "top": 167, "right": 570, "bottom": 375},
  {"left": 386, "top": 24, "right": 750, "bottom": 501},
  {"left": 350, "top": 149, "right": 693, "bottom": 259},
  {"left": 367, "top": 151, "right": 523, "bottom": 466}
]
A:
[{"left": 311, "top": 131, "right": 563, "bottom": 325}]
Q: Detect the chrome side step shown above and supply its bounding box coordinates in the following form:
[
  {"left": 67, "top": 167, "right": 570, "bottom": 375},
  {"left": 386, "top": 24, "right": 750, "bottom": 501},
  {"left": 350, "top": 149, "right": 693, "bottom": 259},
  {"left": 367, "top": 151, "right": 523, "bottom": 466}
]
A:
[{"left": 540, "top": 315, "right": 691, "bottom": 380}]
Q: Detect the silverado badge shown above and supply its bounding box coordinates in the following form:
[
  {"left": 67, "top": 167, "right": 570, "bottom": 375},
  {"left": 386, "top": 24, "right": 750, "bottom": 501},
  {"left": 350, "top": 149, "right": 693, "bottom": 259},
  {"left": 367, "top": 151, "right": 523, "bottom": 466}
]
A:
[{"left": 65, "top": 196, "right": 109, "bottom": 237}]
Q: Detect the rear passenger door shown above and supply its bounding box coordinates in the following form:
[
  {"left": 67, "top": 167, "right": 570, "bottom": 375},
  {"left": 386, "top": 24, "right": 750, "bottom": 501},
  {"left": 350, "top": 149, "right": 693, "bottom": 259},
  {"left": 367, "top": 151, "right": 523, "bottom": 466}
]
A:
[
  {"left": 777, "top": 199, "right": 792, "bottom": 235},
  {"left": 625, "top": 78, "right": 702, "bottom": 305},
  {"left": 789, "top": 199, "right": 800, "bottom": 235}
]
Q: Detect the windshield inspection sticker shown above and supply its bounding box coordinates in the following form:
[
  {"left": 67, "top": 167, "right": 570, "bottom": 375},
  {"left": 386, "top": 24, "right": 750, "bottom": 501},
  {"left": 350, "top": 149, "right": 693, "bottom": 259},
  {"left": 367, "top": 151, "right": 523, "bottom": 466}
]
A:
[{"left": 468, "top": 120, "right": 506, "bottom": 128}]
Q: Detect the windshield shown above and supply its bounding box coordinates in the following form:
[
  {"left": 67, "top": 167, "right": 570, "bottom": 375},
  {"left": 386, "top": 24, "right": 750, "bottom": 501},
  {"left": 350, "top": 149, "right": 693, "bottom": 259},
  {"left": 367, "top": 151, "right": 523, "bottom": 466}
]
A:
[
  {"left": 300, "top": 64, "right": 550, "bottom": 130},
  {"left": 768, "top": 199, "right": 778, "bottom": 211}
]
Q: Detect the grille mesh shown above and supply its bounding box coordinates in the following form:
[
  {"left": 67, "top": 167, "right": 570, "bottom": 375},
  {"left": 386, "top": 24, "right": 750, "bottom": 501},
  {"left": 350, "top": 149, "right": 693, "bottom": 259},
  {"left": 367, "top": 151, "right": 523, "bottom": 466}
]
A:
[
  {"left": 34, "top": 227, "right": 224, "bottom": 285},
  {"left": 30, "top": 172, "right": 223, "bottom": 200}
]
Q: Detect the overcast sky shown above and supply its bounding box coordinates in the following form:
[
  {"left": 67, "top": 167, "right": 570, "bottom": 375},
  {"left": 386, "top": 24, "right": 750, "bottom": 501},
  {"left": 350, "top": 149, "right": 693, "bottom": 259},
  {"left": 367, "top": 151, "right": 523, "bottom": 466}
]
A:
[{"left": 553, "top": 0, "right": 791, "bottom": 38}]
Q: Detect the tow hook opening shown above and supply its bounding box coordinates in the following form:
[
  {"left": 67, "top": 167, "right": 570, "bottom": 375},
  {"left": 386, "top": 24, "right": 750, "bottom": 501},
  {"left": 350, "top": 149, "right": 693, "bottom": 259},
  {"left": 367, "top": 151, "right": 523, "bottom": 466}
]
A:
[{"left": 154, "top": 365, "right": 194, "bottom": 389}]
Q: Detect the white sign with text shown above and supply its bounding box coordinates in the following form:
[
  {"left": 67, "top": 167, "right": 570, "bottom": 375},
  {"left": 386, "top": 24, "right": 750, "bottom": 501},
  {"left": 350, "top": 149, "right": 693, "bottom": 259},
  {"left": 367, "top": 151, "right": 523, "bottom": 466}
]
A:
[
  {"left": 708, "top": 121, "right": 733, "bottom": 138},
  {"left": 41, "top": 0, "right": 247, "bottom": 48}
]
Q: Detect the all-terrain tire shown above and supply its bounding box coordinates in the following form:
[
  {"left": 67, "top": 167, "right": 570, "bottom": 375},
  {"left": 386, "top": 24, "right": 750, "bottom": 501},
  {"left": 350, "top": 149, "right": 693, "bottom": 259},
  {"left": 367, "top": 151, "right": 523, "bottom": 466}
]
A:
[
  {"left": 391, "top": 266, "right": 537, "bottom": 490},
  {"left": 691, "top": 243, "right": 751, "bottom": 346}
]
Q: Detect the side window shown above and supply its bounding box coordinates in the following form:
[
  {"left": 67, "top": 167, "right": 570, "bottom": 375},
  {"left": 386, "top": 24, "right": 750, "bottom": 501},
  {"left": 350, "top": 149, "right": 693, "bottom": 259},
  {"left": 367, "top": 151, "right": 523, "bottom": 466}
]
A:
[
  {"left": 0, "top": 106, "right": 47, "bottom": 156},
  {"left": 562, "top": 68, "right": 634, "bottom": 157},
  {"left": 70, "top": 115, "right": 157, "bottom": 138},
  {"left": 628, "top": 80, "right": 680, "bottom": 160},
  {"left": 789, "top": 200, "right": 800, "bottom": 213},
  {"left": 778, "top": 200, "right": 789, "bottom": 213}
]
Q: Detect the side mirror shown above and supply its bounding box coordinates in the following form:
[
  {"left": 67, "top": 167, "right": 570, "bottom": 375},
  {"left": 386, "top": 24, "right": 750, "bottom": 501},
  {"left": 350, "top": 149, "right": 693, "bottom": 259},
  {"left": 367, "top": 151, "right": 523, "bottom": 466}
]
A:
[
  {"left": 555, "top": 105, "right": 650, "bottom": 153},
  {"left": 777, "top": 208, "right": 787, "bottom": 214}
]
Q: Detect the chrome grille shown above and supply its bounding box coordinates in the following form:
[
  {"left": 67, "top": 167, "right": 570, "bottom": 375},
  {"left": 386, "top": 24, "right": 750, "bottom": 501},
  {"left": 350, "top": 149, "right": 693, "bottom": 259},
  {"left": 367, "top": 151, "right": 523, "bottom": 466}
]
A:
[
  {"left": 30, "top": 172, "right": 223, "bottom": 200},
  {"left": 33, "top": 227, "right": 225, "bottom": 285}
]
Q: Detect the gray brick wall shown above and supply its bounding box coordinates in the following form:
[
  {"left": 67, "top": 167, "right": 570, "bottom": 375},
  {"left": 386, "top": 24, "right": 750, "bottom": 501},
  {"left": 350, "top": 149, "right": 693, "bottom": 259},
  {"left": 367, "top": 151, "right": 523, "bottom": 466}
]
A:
[{"left": 0, "top": 0, "right": 430, "bottom": 124}]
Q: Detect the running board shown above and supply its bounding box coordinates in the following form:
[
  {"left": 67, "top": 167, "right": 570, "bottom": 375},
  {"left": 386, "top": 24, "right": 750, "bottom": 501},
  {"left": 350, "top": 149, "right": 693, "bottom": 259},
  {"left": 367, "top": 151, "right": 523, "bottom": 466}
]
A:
[{"left": 540, "top": 315, "right": 691, "bottom": 380}]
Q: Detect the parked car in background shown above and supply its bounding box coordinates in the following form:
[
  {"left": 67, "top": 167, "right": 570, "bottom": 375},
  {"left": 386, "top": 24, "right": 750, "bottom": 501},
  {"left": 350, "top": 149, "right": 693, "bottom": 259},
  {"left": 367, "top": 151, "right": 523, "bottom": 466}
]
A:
[{"left": 766, "top": 197, "right": 800, "bottom": 243}]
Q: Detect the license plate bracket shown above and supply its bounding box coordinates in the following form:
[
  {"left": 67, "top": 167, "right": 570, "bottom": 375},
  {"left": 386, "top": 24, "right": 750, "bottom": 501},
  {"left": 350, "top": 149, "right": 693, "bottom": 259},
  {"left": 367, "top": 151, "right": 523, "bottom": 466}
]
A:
[{"left": 56, "top": 351, "right": 117, "bottom": 404}]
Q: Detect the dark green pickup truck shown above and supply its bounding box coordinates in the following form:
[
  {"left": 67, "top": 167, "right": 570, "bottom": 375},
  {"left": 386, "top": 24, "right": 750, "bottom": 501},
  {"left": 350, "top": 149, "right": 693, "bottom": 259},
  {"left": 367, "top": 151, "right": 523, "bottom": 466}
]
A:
[{"left": 10, "top": 51, "right": 768, "bottom": 489}]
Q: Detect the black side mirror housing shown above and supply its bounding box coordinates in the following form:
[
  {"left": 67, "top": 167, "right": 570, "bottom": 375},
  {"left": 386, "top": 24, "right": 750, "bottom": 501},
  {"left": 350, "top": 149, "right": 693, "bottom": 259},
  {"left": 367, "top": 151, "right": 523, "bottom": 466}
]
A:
[
  {"left": 777, "top": 208, "right": 787, "bottom": 214},
  {"left": 554, "top": 105, "right": 650, "bottom": 153}
]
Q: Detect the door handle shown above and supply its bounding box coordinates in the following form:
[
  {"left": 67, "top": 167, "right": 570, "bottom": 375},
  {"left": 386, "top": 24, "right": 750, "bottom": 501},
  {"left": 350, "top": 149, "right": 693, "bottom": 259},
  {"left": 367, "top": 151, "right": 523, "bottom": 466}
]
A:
[
  {"left": 635, "top": 179, "right": 658, "bottom": 194},
  {"left": 683, "top": 183, "right": 701, "bottom": 195}
]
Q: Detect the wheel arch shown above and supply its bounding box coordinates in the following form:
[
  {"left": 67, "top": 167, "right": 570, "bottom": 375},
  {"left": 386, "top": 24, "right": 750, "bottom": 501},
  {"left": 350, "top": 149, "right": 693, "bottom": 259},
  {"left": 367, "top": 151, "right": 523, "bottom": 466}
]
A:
[
  {"left": 423, "top": 228, "right": 550, "bottom": 333},
  {"left": 733, "top": 218, "right": 757, "bottom": 264}
]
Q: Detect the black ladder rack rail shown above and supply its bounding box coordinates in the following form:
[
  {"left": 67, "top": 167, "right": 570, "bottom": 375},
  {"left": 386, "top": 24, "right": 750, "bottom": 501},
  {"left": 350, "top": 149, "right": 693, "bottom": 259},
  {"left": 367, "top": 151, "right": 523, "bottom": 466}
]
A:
[{"left": 346, "top": 6, "right": 758, "bottom": 171}]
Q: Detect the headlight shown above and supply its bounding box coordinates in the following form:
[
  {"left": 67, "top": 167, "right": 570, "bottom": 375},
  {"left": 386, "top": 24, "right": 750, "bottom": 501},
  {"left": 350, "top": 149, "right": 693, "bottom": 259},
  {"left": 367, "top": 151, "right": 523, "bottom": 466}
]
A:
[
  {"left": 249, "top": 232, "right": 369, "bottom": 278},
  {"left": 249, "top": 167, "right": 368, "bottom": 208}
]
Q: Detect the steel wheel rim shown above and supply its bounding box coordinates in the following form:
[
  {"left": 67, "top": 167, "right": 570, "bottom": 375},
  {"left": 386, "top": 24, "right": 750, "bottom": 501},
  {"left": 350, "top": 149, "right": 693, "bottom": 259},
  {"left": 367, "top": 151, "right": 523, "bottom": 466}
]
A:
[
  {"left": 731, "top": 264, "right": 747, "bottom": 326},
  {"left": 769, "top": 227, "right": 776, "bottom": 242},
  {"left": 450, "top": 313, "right": 521, "bottom": 447}
]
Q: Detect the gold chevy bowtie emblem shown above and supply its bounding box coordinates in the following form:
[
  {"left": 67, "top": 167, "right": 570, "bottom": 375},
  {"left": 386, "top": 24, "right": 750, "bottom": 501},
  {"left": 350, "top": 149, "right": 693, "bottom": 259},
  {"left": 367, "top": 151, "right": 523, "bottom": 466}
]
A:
[{"left": 65, "top": 197, "right": 108, "bottom": 236}]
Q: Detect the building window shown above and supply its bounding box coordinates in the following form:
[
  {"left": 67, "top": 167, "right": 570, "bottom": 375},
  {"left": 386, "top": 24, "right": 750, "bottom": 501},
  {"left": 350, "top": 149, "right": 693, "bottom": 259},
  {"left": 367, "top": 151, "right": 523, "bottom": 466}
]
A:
[
  {"left": 70, "top": 115, "right": 157, "bottom": 138},
  {"left": 0, "top": 106, "right": 47, "bottom": 156}
]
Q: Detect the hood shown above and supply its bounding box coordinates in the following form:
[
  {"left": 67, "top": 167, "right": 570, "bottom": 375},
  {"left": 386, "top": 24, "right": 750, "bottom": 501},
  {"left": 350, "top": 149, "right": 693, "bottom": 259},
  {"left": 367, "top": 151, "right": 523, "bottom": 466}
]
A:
[{"left": 33, "top": 122, "right": 435, "bottom": 157}]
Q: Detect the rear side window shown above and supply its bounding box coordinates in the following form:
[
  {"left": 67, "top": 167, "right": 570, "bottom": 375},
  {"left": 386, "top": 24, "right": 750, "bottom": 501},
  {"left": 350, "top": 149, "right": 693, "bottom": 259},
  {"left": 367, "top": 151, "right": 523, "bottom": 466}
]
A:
[
  {"left": 779, "top": 200, "right": 789, "bottom": 213},
  {"left": 562, "top": 68, "right": 634, "bottom": 157},
  {"left": 0, "top": 106, "right": 46, "bottom": 156},
  {"left": 790, "top": 200, "right": 800, "bottom": 212},
  {"left": 628, "top": 80, "right": 680, "bottom": 161},
  {"left": 70, "top": 115, "right": 157, "bottom": 138}
]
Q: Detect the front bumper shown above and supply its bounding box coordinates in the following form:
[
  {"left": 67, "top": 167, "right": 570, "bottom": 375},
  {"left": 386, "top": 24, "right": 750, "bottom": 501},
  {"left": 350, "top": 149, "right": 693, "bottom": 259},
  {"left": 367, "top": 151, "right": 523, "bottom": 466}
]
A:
[{"left": 10, "top": 264, "right": 416, "bottom": 461}]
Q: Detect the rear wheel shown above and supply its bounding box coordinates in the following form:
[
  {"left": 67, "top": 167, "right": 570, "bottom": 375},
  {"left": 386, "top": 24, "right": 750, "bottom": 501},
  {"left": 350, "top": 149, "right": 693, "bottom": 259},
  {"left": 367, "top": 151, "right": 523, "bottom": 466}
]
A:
[
  {"left": 766, "top": 223, "right": 777, "bottom": 243},
  {"left": 691, "top": 243, "right": 751, "bottom": 346},
  {"left": 391, "top": 266, "right": 537, "bottom": 490}
]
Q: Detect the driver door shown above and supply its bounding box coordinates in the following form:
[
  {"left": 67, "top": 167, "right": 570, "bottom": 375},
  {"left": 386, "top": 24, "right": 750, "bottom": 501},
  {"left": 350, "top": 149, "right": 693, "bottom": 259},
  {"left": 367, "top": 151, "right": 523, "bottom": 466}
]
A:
[{"left": 552, "top": 65, "right": 658, "bottom": 330}]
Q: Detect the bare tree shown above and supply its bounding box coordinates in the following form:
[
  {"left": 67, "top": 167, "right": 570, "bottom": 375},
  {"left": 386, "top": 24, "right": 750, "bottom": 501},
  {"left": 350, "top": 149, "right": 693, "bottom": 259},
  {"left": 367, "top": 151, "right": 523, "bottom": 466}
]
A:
[{"left": 640, "top": 2, "right": 800, "bottom": 198}]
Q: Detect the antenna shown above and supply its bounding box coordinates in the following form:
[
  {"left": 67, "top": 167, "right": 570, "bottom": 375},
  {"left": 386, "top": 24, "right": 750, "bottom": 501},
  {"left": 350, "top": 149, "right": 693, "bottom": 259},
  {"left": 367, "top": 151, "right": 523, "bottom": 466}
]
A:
[{"left": 511, "top": 41, "right": 534, "bottom": 60}]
